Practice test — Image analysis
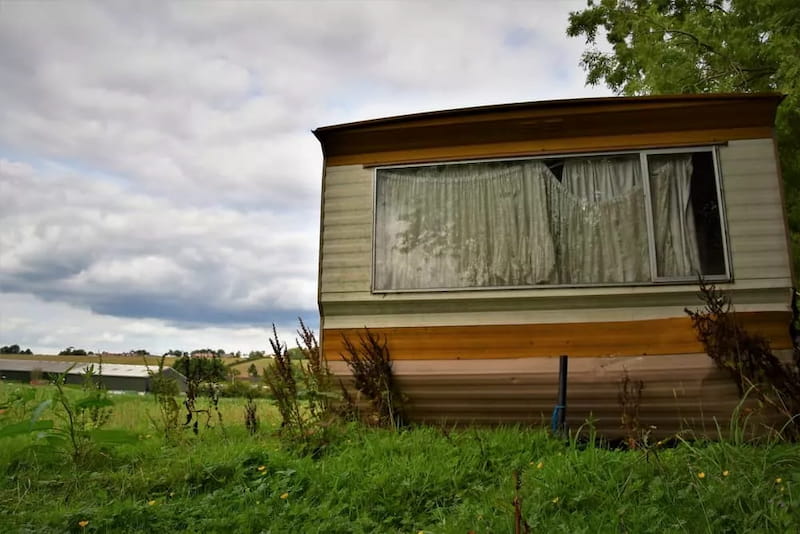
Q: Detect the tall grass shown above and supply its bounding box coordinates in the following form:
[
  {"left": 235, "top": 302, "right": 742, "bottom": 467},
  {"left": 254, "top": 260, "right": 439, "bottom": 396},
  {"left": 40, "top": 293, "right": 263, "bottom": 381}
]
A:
[{"left": 1, "top": 383, "right": 798, "bottom": 533}]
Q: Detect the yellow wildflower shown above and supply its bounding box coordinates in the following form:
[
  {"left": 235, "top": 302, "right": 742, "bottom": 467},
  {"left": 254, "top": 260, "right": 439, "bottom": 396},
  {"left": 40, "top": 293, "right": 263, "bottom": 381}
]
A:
[
  {"left": 775, "top": 477, "right": 782, "bottom": 484},
  {"left": 148, "top": 500, "right": 157, "bottom": 506},
  {"left": 280, "top": 492, "right": 289, "bottom": 499},
  {"left": 257, "top": 465, "right": 266, "bottom": 471},
  {"left": 722, "top": 470, "right": 729, "bottom": 477},
  {"left": 169, "top": 491, "right": 175, "bottom": 497},
  {"left": 537, "top": 461, "right": 544, "bottom": 469},
  {"left": 551, "top": 497, "right": 560, "bottom": 504},
  {"left": 78, "top": 520, "right": 89, "bottom": 528},
  {"left": 697, "top": 472, "right": 705, "bottom": 479}
]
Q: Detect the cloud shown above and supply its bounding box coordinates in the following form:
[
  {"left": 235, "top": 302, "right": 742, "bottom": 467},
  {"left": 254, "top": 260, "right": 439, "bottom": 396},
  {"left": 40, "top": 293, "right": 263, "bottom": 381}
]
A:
[
  {"left": 0, "top": 0, "right": 610, "bottom": 353},
  {"left": 0, "top": 292, "right": 302, "bottom": 355},
  {"left": 0, "top": 159, "right": 317, "bottom": 326}
]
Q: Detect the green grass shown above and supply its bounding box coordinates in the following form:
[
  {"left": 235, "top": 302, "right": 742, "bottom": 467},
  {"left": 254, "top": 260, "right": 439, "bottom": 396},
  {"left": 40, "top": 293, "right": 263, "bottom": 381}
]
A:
[{"left": 1, "top": 382, "right": 799, "bottom": 533}]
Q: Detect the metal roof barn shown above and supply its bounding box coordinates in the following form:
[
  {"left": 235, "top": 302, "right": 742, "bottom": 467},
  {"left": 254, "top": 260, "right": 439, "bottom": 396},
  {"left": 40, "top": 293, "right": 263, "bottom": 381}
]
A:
[{"left": 0, "top": 359, "right": 187, "bottom": 393}]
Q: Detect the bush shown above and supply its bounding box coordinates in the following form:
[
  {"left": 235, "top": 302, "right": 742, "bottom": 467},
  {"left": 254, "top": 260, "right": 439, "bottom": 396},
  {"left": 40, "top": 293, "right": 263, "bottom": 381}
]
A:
[{"left": 219, "top": 380, "right": 267, "bottom": 399}]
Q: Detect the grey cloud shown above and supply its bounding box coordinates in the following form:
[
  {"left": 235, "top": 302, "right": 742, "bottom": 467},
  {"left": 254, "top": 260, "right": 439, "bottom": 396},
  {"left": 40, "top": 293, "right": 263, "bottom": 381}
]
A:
[
  {"left": 0, "top": 0, "right": 610, "bottom": 350},
  {"left": 1, "top": 160, "right": 317, "bottom": 326}
]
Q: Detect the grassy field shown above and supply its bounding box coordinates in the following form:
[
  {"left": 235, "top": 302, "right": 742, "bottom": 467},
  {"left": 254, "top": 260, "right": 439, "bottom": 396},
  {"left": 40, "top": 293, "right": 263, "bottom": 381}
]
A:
[{"left": 1, "top": 381, "right": 799, "bottom": 533}]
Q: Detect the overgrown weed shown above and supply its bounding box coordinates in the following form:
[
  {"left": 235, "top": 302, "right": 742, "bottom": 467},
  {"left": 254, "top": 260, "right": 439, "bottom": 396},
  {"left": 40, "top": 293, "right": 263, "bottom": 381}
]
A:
[{"left": 686, "top": 280, "right": 800, "bottom": 439}]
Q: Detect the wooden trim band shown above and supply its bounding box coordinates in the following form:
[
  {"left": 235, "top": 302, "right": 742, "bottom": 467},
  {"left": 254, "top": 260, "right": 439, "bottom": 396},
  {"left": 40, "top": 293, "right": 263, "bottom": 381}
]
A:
[
  {"left": 323, "top": 311, "right": 792, "bottom": 360},
  {"left": 326, "top": 127, "right": 773, "bottom": 167}
]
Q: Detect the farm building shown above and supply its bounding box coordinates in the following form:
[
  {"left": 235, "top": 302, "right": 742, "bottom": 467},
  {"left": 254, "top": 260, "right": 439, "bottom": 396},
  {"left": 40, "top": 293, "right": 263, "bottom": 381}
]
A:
[
  {"left": 0, "top": 359, "right": 187, "bottom": 393},
  {"left": 313, "top": 93, "right": 794, "bottom": 437}
]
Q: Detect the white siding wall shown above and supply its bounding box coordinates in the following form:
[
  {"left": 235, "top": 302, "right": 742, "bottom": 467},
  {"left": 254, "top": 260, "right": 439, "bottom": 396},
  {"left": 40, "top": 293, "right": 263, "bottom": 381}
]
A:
[{"left": 320, "top": 139, "right": 792, "bottom": 327}]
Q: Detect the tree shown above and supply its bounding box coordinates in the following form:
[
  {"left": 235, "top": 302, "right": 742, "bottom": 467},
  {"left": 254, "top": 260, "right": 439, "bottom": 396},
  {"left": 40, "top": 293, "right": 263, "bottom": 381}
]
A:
[
  {"left": 59, "top": 347, "right": 88, "bottom": 356},
  {"left": 247, "top": 363, "right": 259, "bottom": 377},
  {"left": 568, "top": 0, "right": 800, "bottom": 275},
  {"left": 172, "top": 355, "right": 227, "bottom": 383},
  {"left": 0, "top": 344, "right": 21, "bottom": 354}
]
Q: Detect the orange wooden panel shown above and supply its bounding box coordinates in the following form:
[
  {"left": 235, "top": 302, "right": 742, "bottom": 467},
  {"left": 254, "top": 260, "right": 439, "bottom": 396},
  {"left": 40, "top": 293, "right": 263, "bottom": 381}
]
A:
[{"left": 323, "top": 311, "right": 792, "bottom": 361}]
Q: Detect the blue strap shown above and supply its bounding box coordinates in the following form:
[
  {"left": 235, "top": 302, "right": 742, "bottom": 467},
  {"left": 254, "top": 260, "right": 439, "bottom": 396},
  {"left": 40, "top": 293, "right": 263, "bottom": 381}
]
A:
[{"left": 551, "top": 405, "right": 565, "bottom": 433}]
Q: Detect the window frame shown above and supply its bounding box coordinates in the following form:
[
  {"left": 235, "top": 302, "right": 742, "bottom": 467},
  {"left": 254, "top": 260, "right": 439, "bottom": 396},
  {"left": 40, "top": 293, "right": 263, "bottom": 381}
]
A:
[{"left": 370, "top": 145, "right": 732, "bottom": 294}]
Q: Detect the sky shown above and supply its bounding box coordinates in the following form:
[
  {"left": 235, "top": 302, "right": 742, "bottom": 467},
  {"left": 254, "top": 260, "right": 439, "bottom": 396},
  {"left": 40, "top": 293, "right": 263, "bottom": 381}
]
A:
[{"left": 0, "top": 1, "right": 611, "bottom": 355}]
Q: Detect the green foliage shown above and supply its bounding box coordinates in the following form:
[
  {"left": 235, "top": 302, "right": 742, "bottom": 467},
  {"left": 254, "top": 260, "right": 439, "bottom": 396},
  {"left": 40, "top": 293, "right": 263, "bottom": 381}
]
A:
[
  {"left": 172, "top": 355, "right": 226, "bottom": 383},
  {"left": 286, "top": 347, "right": 305, "bottom": 360},
  {"left": 50, "top": 365, "right": 126, "bottom": 461},
  {"left": 145, "top": 355, "right": 181, "bottom": 441},
  {"left": 262, "top": 320, "right": 339, "bottom": 453},
  {"left": 1, "top": 407, "right": 799, "bottom": 533},
  {"left": 262, "top": 324, "right": 305, "bottom": 436},
  {"left": 218, "top": 379, "right": 267, "bottom": 399},
  {"left": 59, "top": 346, "right": 88, "bottom": 356},
  {"left": 0, "top": 344, "right": 32, "bottom": 354},
  {"left": 568, "top": 0, "right": 800, "bottom": 276}
]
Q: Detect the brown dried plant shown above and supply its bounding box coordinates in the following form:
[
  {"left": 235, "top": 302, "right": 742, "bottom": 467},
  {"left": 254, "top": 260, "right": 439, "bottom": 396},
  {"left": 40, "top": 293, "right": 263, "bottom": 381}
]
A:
[
  {"left": 244, "top": 394, "right": 258, "bottom": 436},
  {"left": 685, "top": 280, "right": 800, "bottom": 439},
  {"left": 618, "top": 370, "right": 645, "bottom": 449},
  {"left": 263, "top": 324, "right": 304, "bottom": 435},
  {"left": 296, "top": 317, "right": 333, "bottom": 420},
  {"left": 340, "top": 328, "right": 405, "bottom": 428}
]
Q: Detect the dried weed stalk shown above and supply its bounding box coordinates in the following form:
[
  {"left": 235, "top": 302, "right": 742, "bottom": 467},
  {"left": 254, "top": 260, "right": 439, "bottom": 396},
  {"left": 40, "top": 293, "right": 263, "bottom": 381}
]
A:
[
  {"left": 618, "top": 370, "right": 645, "bottom": 448},
  {"left": 145, "top": 355, "right": 181, "bottom": 440},
  {"left": 297, "top": 317, "right": 333, "bottom": 420},
  {"left": 263, "top": 324, "right": 305, "bottom": 434},
  {"left": 685, "top": 280, "right": 800, "bottom": 438},
  {"left": 340, "top": 328, "right": 405, "bottom": 428},
  {"left": 512, "top": 470, "right": 531, "bottom": 534},
  {"left": 244, "top": 395, "right": 258, "bottom": 436}
]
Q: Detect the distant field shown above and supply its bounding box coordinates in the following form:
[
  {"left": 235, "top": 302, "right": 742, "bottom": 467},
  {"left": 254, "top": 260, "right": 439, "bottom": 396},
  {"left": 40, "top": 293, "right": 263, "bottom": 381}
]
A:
[
  {"left": 0, "top": 354, "right": 245, "bottom": 367},
  {"left": 228, "top": 356, "right": 274, "bottom": 374}
]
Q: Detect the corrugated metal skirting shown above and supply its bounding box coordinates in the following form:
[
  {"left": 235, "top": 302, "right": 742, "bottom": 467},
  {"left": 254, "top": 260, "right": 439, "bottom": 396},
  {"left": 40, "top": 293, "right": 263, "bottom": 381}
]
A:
[{"left": 329, "top": 354, "right": 787, "bottom": 439}]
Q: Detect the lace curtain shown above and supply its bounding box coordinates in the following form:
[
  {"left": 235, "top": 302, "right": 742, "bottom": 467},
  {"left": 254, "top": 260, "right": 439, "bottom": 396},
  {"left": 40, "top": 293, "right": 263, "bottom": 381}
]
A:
[
  {"left": 374, "top": 161, "right": 556, "bottom": 290},
  {"left": 648, "top": 154, "right": 700, "bottom": 277},
  {"left": 373, "top": 154, "right": 700, "bottom": 290},
  {"left": 552, "top": 156, "right": 649, "bottom": 284}
]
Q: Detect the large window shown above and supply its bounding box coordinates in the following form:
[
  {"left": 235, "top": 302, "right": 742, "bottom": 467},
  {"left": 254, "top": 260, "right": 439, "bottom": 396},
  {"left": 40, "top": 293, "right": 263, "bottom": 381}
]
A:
[{"left": 373, "top": 149, "right": 728, "bottom": 292}]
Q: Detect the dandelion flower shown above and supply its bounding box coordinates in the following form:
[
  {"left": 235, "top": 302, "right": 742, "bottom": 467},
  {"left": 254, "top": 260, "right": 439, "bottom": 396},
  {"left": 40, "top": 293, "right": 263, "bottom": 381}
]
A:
[
  {"left": 258, "top": 465, "right": 266, "bottom": 471},
  {"left": 551, "top": 497, "right": 560, "bottom": 504},
  {"left": 78, "top": 520, "right": 89, "bottom": 528},
  {"left": 722, "top": 470, "right": 729, "bottom": 477},
  {"left": 697, "top": 472, "right": 705, "bottom": 479},
  {"left": 775, "top": 477, "right": 782, "bottom": 484},
  {"left": 148, "top": 500, "right": 157, "bottom": 506},
  {"left": 537, "top": 462, "right": 544, "bottom": 469},
  {"left": 280, "top": 492, "right": 289, "bottom": 500}
]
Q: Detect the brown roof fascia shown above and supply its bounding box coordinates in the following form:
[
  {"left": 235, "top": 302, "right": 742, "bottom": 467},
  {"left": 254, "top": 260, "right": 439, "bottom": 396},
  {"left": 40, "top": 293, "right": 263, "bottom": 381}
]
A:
[{"left": 313, "top": 93, "right": 784, "bottom": 160}]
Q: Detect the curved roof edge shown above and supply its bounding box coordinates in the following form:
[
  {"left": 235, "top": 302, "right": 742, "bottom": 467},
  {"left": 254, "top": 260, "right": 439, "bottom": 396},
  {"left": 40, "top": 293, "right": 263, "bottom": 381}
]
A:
[
  {"left": 313, "top": 93, "right": 784, "bottom": 166},
  {"left": 314, "top": 92, "right": 784, "bottom": 135}
]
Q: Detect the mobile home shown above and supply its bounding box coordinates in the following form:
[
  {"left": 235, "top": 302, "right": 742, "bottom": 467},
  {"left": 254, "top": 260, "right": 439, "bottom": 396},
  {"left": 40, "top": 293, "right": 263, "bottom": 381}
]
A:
[{"left": 314, "top": 94, "right": 793, "bottom": 436}]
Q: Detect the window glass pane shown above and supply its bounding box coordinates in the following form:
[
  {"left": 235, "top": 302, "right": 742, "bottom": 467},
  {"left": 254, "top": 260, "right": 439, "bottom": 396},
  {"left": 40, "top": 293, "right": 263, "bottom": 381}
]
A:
[
  {"left": 647, "top": 151, "right": 725, "bottom": 278},
  {"left": 374, "top": 154, "right": 650, "bottom": 291}
]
